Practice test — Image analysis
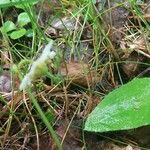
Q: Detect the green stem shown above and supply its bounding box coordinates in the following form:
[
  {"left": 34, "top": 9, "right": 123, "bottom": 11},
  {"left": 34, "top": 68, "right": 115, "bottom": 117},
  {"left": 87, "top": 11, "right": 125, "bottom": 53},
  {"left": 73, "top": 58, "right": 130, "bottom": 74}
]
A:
[{"left": 27, "top": 89, "right": 62, "bottom": 150}]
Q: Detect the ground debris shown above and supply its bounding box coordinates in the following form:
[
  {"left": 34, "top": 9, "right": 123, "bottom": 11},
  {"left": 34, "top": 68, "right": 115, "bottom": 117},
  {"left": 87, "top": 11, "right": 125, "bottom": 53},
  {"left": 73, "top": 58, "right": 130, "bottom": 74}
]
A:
[
  {"left": 101, "top": 142, "right": 141, "bottom": 150},
  {"left": 59, "top": 61, "right": 101, "bottom": 87}
]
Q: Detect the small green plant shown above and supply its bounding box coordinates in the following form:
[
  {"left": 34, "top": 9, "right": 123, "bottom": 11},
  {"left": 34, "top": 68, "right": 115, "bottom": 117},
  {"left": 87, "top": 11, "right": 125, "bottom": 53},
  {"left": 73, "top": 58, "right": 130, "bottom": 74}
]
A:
[
  {"left": 84, "top": 78, "right": 150, "bottom": 132},
  {"left": 1, "top": 12, "right": 32, "bottom": 39},
  {"left": 0, "top": 0, "right": 38, "bottom": 9},
  {"left": 0, "top": 0, "right": 39, "bottom": 39}
]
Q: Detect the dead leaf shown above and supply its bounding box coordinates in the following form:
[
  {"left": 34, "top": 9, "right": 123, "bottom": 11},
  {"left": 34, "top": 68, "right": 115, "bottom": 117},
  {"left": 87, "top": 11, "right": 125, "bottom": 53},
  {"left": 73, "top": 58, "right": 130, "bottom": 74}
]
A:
[
  {"left": 32, "top": 134, "right": 53, "bottom": 150},
  {"left": 121, "top": 52, "right": 141, "bottom": 78},
  {"left": 0, "top": 51, "right": 11, "bottom": 67},
  {"left": 0, "top": 91, "right": 23, "bottom": 118},
  {"left": 101, "top": 142, "right": 141, "bottom": 150},
  {"left": 83, "top": 95, "right": 101, "bottom": 117},
  {"left": 56, "top": 119, "right": 82, "bottom": 150},
  {"left": 123, "top": 145, "right": 141, "bottom": 150},
  {"left": 59, "top": 61, "right": 100, "bottom": 86},
  {"left": 103, "top": 2, "right": 129, "bottom": 45}
]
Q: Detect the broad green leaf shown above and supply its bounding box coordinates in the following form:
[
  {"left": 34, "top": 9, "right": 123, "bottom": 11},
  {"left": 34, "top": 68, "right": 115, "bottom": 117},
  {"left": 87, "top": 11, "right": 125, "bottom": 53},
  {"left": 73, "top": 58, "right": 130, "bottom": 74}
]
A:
[
  {"left": 0, "top": 0, "right": 10, "bottom": 4},
  {"left": 12, "top": 0, "right": 38, "bottom": 9},
  {"left": 17, "top": 12, "right": 30, "bottom": 27},
  {"left": 0, "top": 0, "right": 38, "bottom": 8},
  {"left": 84, "top": 78, "right": 150, "bottom": 132},
  {"left": 10, "top": 28, "right": 26, "bottom": 39},
  {"left": 1, "top": 21, "right": 16, "bottom": 33}
]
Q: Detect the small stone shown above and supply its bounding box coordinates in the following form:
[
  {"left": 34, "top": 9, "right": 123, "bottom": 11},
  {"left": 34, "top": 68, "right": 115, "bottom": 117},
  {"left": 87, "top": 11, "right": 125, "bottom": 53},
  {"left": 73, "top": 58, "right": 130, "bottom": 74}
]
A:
[{"left": 0, "top": 73, "right": 11, "bottom": 93}]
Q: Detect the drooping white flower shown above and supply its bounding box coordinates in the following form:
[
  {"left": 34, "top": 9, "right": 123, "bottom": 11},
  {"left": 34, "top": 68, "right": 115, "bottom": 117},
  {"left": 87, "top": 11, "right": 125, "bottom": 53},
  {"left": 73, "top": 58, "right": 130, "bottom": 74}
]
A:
[
  {"left": 19, "top": 74, "right": 31, "bottom": 91},
  {"left": 19, "top": 41, "right": 56, "bottom": 91}
]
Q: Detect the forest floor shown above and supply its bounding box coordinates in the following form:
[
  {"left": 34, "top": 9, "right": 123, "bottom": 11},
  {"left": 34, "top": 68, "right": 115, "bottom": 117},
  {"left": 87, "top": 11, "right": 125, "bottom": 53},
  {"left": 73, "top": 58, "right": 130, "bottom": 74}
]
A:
[{"left": 0, "top": 0, "right": 150, "bottom": 150}]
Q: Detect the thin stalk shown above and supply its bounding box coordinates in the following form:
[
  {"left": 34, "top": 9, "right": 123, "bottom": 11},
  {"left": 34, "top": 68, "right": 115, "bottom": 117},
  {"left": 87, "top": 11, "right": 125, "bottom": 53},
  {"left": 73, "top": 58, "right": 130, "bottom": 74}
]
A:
[{"left": 27, "top": 89, "right": 62, "bottom": 150}]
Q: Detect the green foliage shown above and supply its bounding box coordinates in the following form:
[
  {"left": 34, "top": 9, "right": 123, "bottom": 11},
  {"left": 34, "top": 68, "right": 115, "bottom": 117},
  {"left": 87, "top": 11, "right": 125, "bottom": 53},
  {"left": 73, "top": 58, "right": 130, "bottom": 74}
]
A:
[
  {"left": 53, "top": 50, "right": 63, "bottom": 69},
  {"left": 17, "top": 12, "right": 31, "bottom": 27},
  {"left": 0, "top": 0, "right": 10, "bottom": 5},
  {"left": 18, "top": 59, "right": 32, "bottom": 73},
  {"left": 25, "top": 28, "right": 33, "bottom": 37},
  {"left": 10, "top": 28, "right": 26, "bottom": 39},
  {"left": 1, "top": 21, "right": 16, "bottom": 33},
  {"left": 45, "top": 108, "right": 55, "bottom": 123},
  {"left": 0, "top": 0, "right": 38, "bottom": 9},
  {"left": 0, "top": 0, "right": 37, "bottom": 40},
  {"left": 28, "top": 90, "right": 62, "bottom": 150},
  {"left": 84, "top": 78, "right": 150, "bottom": 132},
  {"left": 46, "top": 72, "right": 63, "bottom": 85},
  {"left": 1, "top": 12, "right": 32, "bottom": 39},
  {"left": 0, "top": 66, "right": 3, "bottom": 74}
]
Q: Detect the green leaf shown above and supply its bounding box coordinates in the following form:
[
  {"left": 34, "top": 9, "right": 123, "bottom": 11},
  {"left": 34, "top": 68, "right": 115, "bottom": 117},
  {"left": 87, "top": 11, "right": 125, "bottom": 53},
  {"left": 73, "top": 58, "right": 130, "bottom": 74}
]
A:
[
  {"left": 45, "top": 109, "right": 54, "bottom": 123},
  {"left": 0, "top": 0, "right": 38, "bottom": 8},
  {"left": 0, "top": 0, "right": 10, "bottom": 4},
  {"left": 84, "top": 78, "right": 150, "bottom": 132},
  {"left": 10, "top": 28, "right": 26, "bottom": 39},
  {"left": 12, "top": 0, "right": 38, "bottom": 9},
  {"left": 17, "top": 12, "right": 30, "bottom": 27},
  {"left": 1, "top": 21, "right": 16, "bottom": 33},
  {"left": 25, "top": 29, "right": 33, "bottom": 37}
]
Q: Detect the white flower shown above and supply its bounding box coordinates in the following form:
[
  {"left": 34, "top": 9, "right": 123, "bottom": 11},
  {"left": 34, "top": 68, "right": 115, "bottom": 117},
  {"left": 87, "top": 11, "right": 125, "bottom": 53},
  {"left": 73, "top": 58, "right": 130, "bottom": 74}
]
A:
[
  {"left": 19, "top": 41, "right": 56, "bottom": 91},
  {"left": 19, "top": 74, "right": 31, "bottom": 91}
]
